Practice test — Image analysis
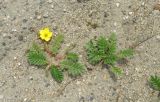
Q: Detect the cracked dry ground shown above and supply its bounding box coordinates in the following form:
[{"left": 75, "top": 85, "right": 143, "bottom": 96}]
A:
[{"left": 0, "top": 0, "right": 160, "bottom": 102}]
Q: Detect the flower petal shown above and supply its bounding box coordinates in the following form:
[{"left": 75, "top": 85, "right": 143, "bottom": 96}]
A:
[
  {"left": 44, "top": 37, "right": 51, "bottom": 42},
  {"left": 40, "top": 34, "right": 45, "bottom": 40},
  {"left": 39, "top": 30, "right": 45, "bottom": 35},
  {"left": 48, "top": 32, "right": 53, "bottom": 38}
]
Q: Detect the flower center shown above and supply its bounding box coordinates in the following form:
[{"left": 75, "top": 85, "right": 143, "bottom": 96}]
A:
[{"left": 44, "top": 33, "right": 48, "bottom": 37}]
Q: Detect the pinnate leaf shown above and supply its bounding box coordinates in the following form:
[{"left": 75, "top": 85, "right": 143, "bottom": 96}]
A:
[
  {"left": 51, "top": 34, "right": 64, "bottom": 54},
  {"left": 110, "top": 67, "right": 123, "bottom": 76},
  {"left": 118, "top": 49, "right": 134, "bottom": 58},
  {"left": 60, "top": 52, "right": 85, "bottom": 77},
  {"left": 27, "top": 43, "right": 47, "bottom": 66},
  {"left": 50, "top": 65, "right": 63, "bottom": 82},
  {"left": 149, "top": 75, "right": 160, "bottom": 91}
]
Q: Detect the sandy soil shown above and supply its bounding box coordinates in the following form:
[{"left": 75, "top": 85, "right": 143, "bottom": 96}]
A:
[{"left": 0, "top": 0, "right": 160, "bottom": 102}]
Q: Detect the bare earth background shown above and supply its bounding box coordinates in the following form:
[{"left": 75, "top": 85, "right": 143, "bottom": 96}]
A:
[{"left": 0, "top": 0, "right": 160, "bottom": 102}]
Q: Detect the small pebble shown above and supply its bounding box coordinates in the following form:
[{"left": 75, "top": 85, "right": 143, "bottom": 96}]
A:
[
  {"left": 113, "top": 30, "right": 116, "bottom": 33},
  {"left": 79, "top": 55, "right": 82, "bottom": 58},
  {"left": 18, "top": 62, "right": 21, "bottom": 66},
  {"left": 22, "top": 25, "right": 27, "bottom": 29},
  {"left": 51, "top": 5, "right": 54, "bottom": 9},
  {"left": 126, "top": 70, "right": 129, "bottom": 76},
  {"left": 0, "top": 95, "right": 4, "bottom": 99},
  {"left": 63, "top": 9, "right": 67, "bottom": 12},
  {"left": 0, "top": 21, "right": 3, "bottom": 27},
  {"left": 45, "top": 83, "right": 50, "bottom": 87},
  {"left": 22, "top": 19, "right": 28, "bottom": 23},
  {"left": 7, "top": 36, "right": 11, "bottom": 39},
  {"left": 123, "top": 15, "right": 129, "bottom": 20},
  {"left": 156, "top": 35, "right": 160, "bottom": 39},
  {"left": 87, "top": 93, "right": 95, "bottom": 101},
  {"left": 30, "top": 17, "right": 33, "bottom": 19},
  {"left": 2, "top": 33, "right": 6, "bottom": 37},
  {"left": 13, "top": 76, "right": 16, "bottom": 79},
  {"left": 0, "top": 81, "right": 5, "bottom": 87},
  {"left": 29, "top": 76, "right": 33, "bottom": 80},
  {"left": 153, "top": 10, "right": 159, "bottom": 15},
  {"left": 113, "top": 22, "right": 117, "bottom": 26},
  {"left": 129, "top": 12, "right": 133, "bottom": 15},
  {"left": 135, "top": 67, "right": 139, "bottom": 72},
  {"left": 18, "top": 35, "right": 24, "bottom": 41},
  {"left": 116, "top": 3, "right": 120, "bottom": 7},
  {"left": 47, "top": 0, "right": 52, "bottom": 3},
  {"left": 66, "top": 43, "right": 70, "bottom": 47},
  {"left": 141, "top": 2, "right": 145, "bottom": 6},
  {"left": 2, "top": 42, "right": 6, "bottom": 46},
  {"left": 12, "top": 29, "right": 17, "bottom": 32},
  {"left": 24, "top": 98, "right": 28, "bottom": 102},
  {"left": 79, "top": 96, "right": 85, "bottom": 102},
  {"left": 14, "top": 56, "right": 17, "bottom": 60},
  {"left": 37, "top": 15, "right": 42, "bottom": 20},
  {"left": 76, "top": 81, "right": 81, "bottom": 85},
  {"left": 125, "top": 16, "right": 129, "bottom": 19},
  {"left": 43, "top": 13, "right": 49, "bottom": 18},
  {"left": 103, "top": 74, "right": 108, "bottom": 80}
]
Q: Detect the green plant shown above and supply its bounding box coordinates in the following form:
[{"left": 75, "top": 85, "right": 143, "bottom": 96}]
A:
[
  {"left": 149, "top": 75, "right": 160, "bottom": 91},
  {"left": 51, "top": 34, "right": 64, "bottom": 55},
  {"left": 60, "top": 53, "right": 85, "bottom": 77},
  {"left": 27, "top": 28, "right": 85, "bottom": 83},
  {"left": 85, "top": 33, "right": 134, "bottom": 77}
]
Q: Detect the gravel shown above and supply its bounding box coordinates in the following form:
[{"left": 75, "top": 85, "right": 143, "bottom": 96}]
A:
[{"left": 0, "top": 0, "right": 160, "bottom": 102}]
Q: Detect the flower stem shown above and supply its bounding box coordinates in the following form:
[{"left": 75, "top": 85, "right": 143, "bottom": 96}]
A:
[{"left": 44, "top": 43, "right": 53, "bottom": 56}]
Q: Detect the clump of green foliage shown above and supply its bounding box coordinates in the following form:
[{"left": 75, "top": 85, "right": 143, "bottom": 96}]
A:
[
  {"left": 61, "top": 53, "right": 85, "bottom": 77},
  {"left": 27, "top": 43, "right": 48, "bottom": 66},
  {"left": 27, "top": 34, "right": 85, "bottom": 83},
  {"left": 149, "top": 75, "right": 160, "bottom": 91},
  {"left": 85, "top": 33, "right": 134, "bottom": 76}
]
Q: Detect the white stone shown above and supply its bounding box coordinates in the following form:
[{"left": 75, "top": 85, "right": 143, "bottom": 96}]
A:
[
  {"left": 126, "top": 70, "right": 129, "bottom": 76},
  {"left": 113, "top": 30, "right": 117, "bottom": 33},
  {"left": 0, "top": 95, "right": 3, "bottom": 99},
  {"left": 2, "top": 33, "right": 6, "bottom": 37},
  {"left": 141, "top": 2, "right": 145, "bottom": 6},
  {"left": 135, "top": 67, "right": 139, "bottom": 71},
  {"left": 125, "top": 16, "right": 129, "bottom": 19},
  {"left": 157, "top": 35, "right": 160, "bottom": 39},
  {"left": 18, "top": 62, "right": 21, "bottom": 66},
  {"left": 123, "top": 15, "right": 129, "bottom": 20},
  {"left": 113, "top": 22, "right": 117, "bottom": 26},
  {"left": 129, "top": 12, "right": 133, "bottom": 15},
  {"left": 51, "top": 5, "right": 54, "bottom": 9},
  {"left": 66, "top": 43, "right": 70, "bottom": 47},
  {"left": 14, "top": 56, "right": 17, "bottom": 60},
  {"left": 76, "top": 81, "right": 81, "bottom": 85},
  {"left": 29, "top": 76, "right": 33, "bottom": 80},
  {"left": 43, "top": 13, "right": 49, "bottom": 18},
  {"left": 47, "top": 0, "right": 52, "bottom": 3},
  {"left": 79, "top": 55, "right": 82, "bottom": 58},
  {"left": 37, "top": 15, "right": 42, "bottom": 20},
  {"left": 12, "top": 29, "right": 17, "bottom": 32},
  {"left": 13, "top": 76, "right": 16, "bottom": 79},
  {"left": 63, "top": 9, "right": 67, "bottom": 12},
  {"left": 30, "top": 17, "right": 33, "bottom": 19},
  {"left": 24, "top": 98, "right": 27, "bottom": 101},
  {"left": 116, "top": 3, "right": 120, "bottom": 7}
]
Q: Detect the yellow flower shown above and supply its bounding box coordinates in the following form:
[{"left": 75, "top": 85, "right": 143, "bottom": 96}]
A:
[{"left": 39, "top": 27, "right": 53, "bottom": 42}]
